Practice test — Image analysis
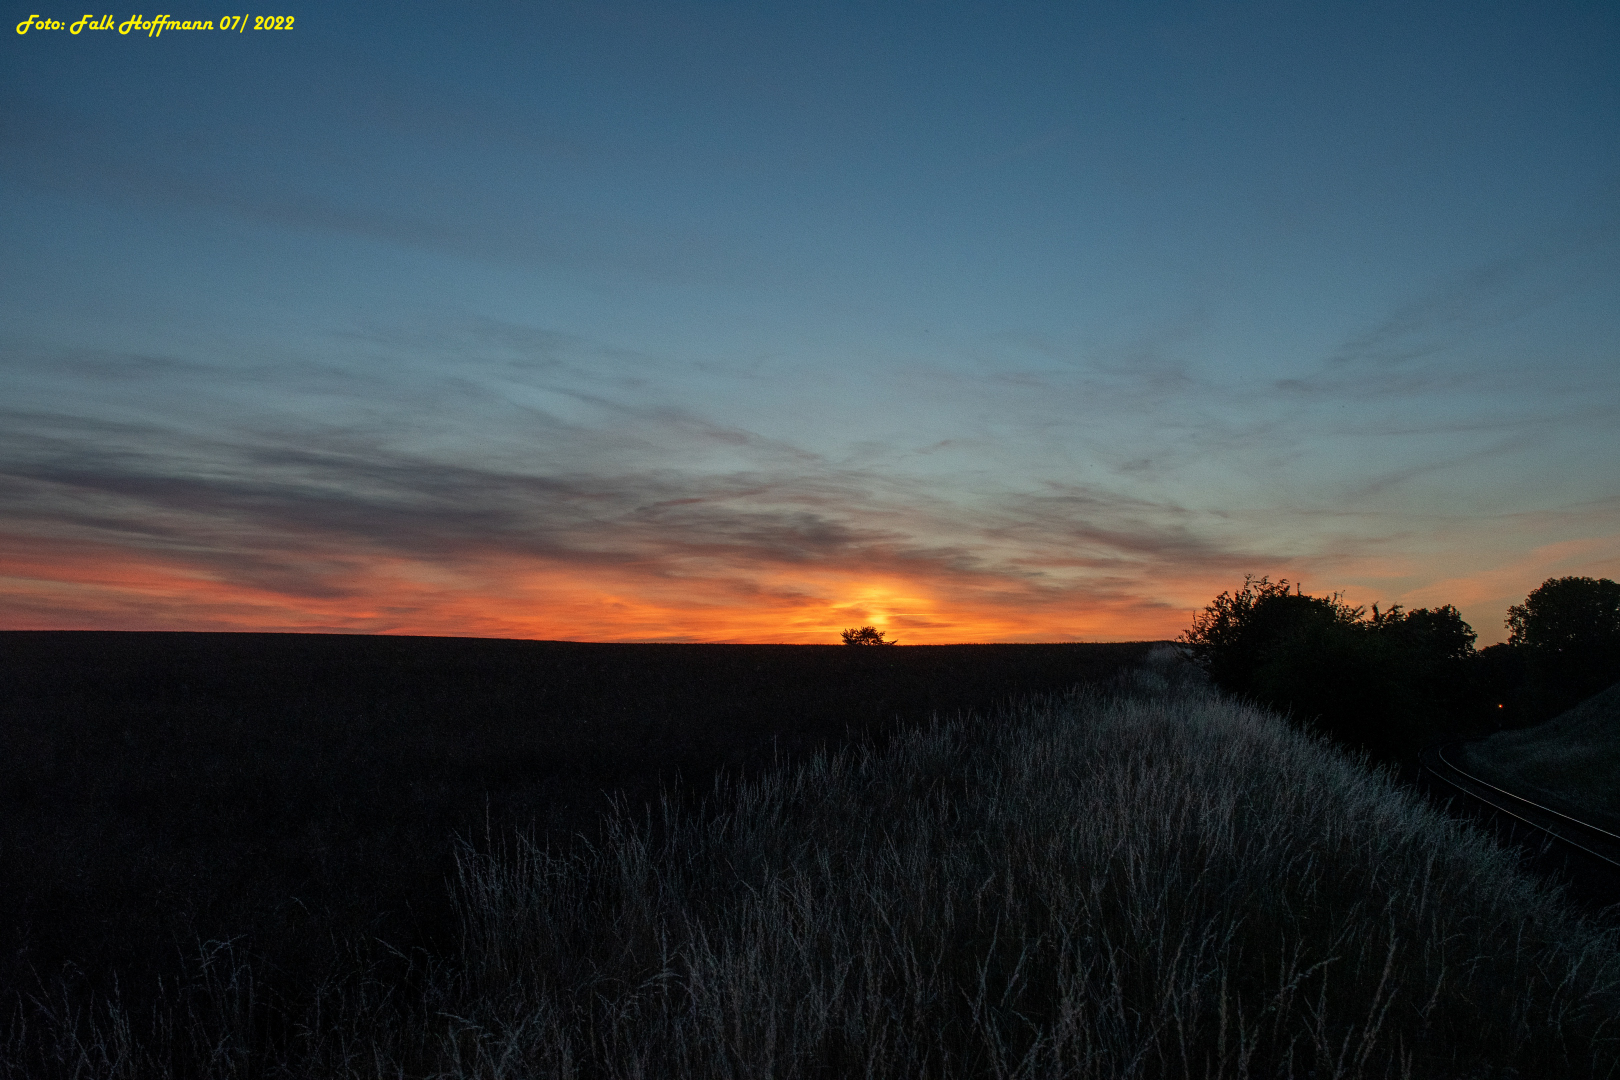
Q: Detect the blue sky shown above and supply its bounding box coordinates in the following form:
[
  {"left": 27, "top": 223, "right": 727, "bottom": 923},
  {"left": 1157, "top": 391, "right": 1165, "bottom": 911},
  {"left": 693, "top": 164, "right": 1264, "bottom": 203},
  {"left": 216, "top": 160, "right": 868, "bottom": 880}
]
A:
[{"left": 3, "top": 1, "right": 1617, "bottom": 641}]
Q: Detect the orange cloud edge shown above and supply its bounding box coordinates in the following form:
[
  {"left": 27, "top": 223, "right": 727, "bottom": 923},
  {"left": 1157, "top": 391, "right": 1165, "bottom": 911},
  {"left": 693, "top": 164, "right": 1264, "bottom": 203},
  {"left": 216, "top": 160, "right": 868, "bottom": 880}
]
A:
[
  {"left": 0, "top": 539, "right": 1200, "bottom": 643},
  {"left": 8, "top": 529, "right": 1610, "bottom": 645}
]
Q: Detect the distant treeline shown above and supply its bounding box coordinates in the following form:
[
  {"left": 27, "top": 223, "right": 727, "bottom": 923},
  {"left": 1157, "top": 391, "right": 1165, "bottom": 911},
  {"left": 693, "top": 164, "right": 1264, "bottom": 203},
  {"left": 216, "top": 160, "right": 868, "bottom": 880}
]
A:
[{"left": 1181, "top": 574, "right": 1620, "bottom": 766}]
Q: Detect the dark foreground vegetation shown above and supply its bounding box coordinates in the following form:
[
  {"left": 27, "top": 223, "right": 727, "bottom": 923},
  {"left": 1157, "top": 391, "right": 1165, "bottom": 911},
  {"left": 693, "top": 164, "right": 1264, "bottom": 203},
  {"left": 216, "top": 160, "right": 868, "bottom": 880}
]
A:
[
  {"left": 8, "top": 663, "right": 1618, "bottom": 1078},
  {"left": 0, "top": 633, "right": 1149, "bottom": 1025}
]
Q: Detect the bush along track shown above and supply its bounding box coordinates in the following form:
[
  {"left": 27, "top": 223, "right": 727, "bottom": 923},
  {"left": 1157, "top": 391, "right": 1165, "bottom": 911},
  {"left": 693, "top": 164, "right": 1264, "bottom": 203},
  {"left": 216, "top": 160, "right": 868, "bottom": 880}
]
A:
[{"left": 9, "top": 686, "right": 1620, "bottom": 1078}]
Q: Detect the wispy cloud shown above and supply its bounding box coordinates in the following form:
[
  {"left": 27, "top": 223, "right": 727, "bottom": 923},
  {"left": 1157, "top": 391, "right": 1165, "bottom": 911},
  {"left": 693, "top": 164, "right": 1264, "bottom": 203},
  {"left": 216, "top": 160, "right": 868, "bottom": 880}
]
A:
[
  {"left": 1331, "top": 214, "right": 1619, "bottom": 370},
  {"left": 0, "top": 93, "right": 741, "bottom": 284},
  {"left": 4, "top": 274, "right": 1615, "bottom": 642},
  {"left": 0, "top": 362, "right": 1285, "bottom": 640}
]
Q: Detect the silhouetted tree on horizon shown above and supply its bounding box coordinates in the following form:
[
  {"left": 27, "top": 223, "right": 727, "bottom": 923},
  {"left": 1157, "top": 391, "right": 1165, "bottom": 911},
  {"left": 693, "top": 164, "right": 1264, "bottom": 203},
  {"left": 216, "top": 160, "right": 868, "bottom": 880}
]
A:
[{"left": 841, "top": 625, "right": 898, "bottom": 646}]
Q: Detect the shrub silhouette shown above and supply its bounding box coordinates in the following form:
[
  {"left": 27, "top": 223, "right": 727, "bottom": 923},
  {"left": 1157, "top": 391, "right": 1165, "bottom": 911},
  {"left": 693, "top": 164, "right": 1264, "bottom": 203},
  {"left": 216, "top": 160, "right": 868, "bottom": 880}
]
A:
[
  {"left": 1182, "top": 576, "right": 1482, "bottom": 763},
  {"left": 1180, "top": 576, "right": 1359, "bottom": 699},
  {"left": 841, "top": 625, "right": 897, "bottom": 646}
]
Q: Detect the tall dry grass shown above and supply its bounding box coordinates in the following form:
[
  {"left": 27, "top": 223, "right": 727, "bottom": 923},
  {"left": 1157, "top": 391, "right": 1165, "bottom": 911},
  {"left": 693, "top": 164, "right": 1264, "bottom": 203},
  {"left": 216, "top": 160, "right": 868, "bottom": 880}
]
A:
[{"left": 9, "top": 680, "right": 1619, "bottom": 1078}]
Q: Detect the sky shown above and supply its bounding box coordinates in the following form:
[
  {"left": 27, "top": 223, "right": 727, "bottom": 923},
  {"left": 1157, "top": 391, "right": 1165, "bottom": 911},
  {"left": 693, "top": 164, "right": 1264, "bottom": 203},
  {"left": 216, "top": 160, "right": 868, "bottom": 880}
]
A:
[{"left": 2, "top": 1, "right": 1617, "bottom": 644}]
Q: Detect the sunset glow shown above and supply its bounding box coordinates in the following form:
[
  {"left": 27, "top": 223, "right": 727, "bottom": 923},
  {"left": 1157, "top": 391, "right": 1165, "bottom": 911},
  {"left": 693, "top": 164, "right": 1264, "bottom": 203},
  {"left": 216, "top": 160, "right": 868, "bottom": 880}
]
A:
[
  {"left": 0, "top": 528, "right": 1235, "bottom": 642},
  {"left": 4, "top": 3, "right": 1617, "bottom": 643}
]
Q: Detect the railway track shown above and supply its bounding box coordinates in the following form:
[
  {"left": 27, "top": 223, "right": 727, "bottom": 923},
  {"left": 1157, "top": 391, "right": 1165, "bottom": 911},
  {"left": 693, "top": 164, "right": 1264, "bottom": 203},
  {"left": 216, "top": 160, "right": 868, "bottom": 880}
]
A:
[{"left": 1418, "top": 742, "right": 1620, "bottom": 909}]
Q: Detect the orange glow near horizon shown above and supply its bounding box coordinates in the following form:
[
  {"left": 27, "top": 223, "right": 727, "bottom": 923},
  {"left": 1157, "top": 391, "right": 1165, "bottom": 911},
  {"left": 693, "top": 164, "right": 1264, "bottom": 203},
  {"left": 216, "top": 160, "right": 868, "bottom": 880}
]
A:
[
  {"left": 1, "top": 532, "right": 1209, "bottom": 643},
  {"left": 7, "top": 527, "right": 1615, "bottom": 645}
]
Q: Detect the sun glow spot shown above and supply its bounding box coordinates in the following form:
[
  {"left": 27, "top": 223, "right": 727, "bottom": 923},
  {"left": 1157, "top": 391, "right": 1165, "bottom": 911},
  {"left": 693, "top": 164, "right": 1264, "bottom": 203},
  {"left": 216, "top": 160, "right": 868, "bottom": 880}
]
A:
[{"left": 2, "top": 531, "right": 1218, "bottom": 643}]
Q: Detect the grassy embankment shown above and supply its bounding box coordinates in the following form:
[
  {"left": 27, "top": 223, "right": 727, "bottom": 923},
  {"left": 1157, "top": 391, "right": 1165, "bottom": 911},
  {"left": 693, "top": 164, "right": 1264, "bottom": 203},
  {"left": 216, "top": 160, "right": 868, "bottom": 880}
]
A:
[
  {"left": 9, "top": 662, "right": 1618, "bottom": 1078},
  {"left": 0, "top": 632, "right": 1151, "bottom": 1008},
  {"left": 1457, "top": 679, "right": 1620, "bottom": 834}
]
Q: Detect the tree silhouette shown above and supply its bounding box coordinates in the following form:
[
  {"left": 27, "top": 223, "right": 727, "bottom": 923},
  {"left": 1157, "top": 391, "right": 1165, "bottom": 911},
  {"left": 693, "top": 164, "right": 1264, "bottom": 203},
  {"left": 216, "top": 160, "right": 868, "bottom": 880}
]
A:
[
  {"left": 1506, "top": 576, "right": 1620, "bottom": 713},
  {"left": 1180, "top": 576, "right": 1361, "bottom": 698},
  {"left": 841, "top": 625, "right": 897, "bottom": 646},
  {"left": 1507, "top": 576, "right": 1620, "bottom": 654},
  {"left": 1371, "top": 603, "right": 1477, "bottom": 663}
]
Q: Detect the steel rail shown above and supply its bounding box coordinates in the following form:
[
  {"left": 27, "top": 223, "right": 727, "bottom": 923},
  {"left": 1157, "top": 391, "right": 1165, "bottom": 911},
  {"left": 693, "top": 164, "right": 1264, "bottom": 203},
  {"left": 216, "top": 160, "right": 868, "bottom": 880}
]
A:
[
  {"left": 1422, "top": 746, "right": 1620, "bottom": 872},
  {"left": 1434, "top": 744, "right": 1620, "bottom": 846}
]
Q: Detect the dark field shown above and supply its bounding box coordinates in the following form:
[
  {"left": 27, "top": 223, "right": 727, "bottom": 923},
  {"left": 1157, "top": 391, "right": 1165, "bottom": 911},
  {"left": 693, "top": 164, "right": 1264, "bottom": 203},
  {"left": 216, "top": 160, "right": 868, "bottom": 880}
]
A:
[{"left": 0, "top": 632, "right": 1154, "bottom": 1005}]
